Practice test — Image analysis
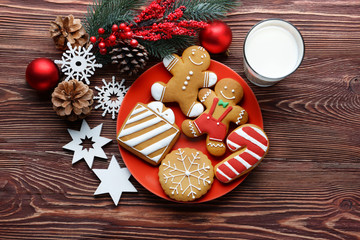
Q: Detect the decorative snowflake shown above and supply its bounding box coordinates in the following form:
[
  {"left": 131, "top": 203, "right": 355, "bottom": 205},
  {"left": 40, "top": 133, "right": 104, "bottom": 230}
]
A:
[
  {"left": 55, "top": 42, "right": 102, "bottom": 85},
  {"left": 162, "top": 149, "right": 212, "bottom": 199},
  {"left": 93, "top": 76, "right": 129, "bottom": 119}
]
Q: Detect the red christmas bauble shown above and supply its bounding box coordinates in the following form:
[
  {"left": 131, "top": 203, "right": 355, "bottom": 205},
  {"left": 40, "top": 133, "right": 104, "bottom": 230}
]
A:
[
  {"left": 25, "top": 58, "right": 60, "bottom": 91},
  {"left": 199, "top": 20, "right": 232, "bottom": 54}
]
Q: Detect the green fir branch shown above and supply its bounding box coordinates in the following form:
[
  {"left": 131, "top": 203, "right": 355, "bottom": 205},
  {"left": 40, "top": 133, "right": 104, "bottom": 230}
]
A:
[
  {"left": 139, "top": 35, "right": 196, "bottom": 59},
  {"left": 170, "top": 0, "right": 241, "bottom": 21},
  {"left": 84, "top": 0, "right": 146, "bottom": 37}
]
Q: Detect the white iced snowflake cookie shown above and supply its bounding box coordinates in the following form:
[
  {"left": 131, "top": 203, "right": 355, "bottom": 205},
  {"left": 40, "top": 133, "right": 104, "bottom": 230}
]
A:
[{"left": 158, "top": 148, "right": 214, "bottom": 202}]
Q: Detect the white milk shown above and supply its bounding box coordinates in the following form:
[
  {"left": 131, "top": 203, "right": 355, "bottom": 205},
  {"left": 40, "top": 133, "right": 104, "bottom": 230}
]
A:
[{"left": 243, "top": 19, "right": 304, "bottom": 86}]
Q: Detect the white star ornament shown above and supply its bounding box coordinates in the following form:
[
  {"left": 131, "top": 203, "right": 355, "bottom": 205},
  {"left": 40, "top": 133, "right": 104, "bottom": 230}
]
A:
[
  {"left": 63, "top": 120, "right": 112, "bottom": 168},
  {"left": 93, "top": 156, "right": 137, "bottom": 205}
]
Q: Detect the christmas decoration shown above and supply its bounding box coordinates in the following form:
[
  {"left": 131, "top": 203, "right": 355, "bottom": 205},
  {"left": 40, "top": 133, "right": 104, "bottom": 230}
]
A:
[
  {"left": 84, "top": 0, "right": 240, "bottom": 62},
  {"left": 63, "top": 120, "right": 112, "bottom": 168},
  {"left": 94, "top": 77, "right": 129, "bottom": 119},
  {"left": 25, "top": 58, "right": 60, "bottom": 91},
  {"left": 199, "top": 20, "right": 232, "bottom": 54},
  {"left": 49, "top": 15, "right": 89, "bottom": 51},
  {"left": 39, "top": 0, "right": 240, "bottom": 205},
  {"left": 51, "top": 79, "right": 94, "bottom": 121},
  {"left": 55, "top": 42, "right": 102, "bottom": 85},
  {"left": 92, "top": 155, "right": 137, "bottom": 206},
  {"left": 109, "top": 41, "right": 149, "bottom": 76}
]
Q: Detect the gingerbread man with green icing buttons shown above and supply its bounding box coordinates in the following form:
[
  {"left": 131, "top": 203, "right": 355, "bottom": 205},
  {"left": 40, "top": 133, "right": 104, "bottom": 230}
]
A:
[
  {"left": 151, "top": 46, "right": 217, "bottom": 118},
  {"left": 182, "top": 78, "right": 249, "bottom": 156}
]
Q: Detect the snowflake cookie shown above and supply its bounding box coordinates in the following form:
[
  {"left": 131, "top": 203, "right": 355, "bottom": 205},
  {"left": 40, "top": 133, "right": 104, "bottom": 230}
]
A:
[{"left": 159, "top": 148, "right": 214, "bottom": 202}]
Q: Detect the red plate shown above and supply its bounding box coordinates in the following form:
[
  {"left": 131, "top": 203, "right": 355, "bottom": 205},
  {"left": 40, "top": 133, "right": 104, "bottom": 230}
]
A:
[{"left": 117, "top": 60, "right": 263, "bottom": 203}]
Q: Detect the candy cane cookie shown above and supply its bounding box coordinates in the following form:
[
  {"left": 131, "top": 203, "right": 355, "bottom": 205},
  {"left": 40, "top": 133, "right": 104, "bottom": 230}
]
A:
[{"left": 214, "top": 124, "right": 269, "bottom": 183}]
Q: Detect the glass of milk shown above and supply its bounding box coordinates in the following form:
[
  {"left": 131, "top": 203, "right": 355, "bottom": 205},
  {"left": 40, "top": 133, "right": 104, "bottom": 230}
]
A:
[{"left": 243, "top": 19, "right": 304, "bottom": 87}]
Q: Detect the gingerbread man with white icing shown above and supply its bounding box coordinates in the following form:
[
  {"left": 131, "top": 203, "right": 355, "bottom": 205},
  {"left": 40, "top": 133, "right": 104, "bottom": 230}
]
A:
[
  {"left": 151, "top": 46, "right": 217, "bottom": 118},
  {"left": 182, "top": 78, "right": 248, "bottom": 156}
]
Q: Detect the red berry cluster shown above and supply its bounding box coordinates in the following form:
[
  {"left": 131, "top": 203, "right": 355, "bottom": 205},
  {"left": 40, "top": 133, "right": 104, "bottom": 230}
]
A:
[
  {"left": 90, "top": 23, "right": 139, "bottom": 55},
  {"left": 88, "top": 0, "right": 208, "bottom": 55},
  {"left": 133, "top": 0, "right": 208, "bottom": 41},
  {"left": 134, "top": 0, "right": 175, "bottom": 23}
]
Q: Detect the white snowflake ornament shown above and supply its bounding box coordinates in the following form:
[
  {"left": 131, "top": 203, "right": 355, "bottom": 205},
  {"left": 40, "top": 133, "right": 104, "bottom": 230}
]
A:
[
  {"left": 93, "top": 156, "right": 137, "bottom": 206},
  {"left": 63, "top": 120, "right": 111, "bottom": 168},
  {"left": 55, "top": 42, "right": 102, "bottom": 84},
  {"left": 94, "top": 77, "right": 129, "bottom": 119}
]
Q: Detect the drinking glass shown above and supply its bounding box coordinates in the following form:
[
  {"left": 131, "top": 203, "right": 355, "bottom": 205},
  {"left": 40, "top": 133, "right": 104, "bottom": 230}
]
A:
[{"left": 243, "top": 19, "right": 305, "bottom": 87}]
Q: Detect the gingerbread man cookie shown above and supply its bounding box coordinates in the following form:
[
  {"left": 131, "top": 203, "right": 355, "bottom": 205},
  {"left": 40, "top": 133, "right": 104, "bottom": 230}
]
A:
[
  {"left": 151, "top": 46, "right": 217, "bottom": 118},
  {"left": 182, "top": 78, "right": 248, "bottom": 156}
]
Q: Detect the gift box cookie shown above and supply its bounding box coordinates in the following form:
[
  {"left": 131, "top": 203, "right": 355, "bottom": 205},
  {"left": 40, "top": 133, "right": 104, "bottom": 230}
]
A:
[{"left": 117, "top": 101, "right": 180, "bottom": 166}]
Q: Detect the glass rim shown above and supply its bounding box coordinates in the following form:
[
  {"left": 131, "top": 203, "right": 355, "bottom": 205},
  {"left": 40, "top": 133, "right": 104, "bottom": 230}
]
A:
[{"left": 243, "top": 18, "right": 305, "bottom": 82}]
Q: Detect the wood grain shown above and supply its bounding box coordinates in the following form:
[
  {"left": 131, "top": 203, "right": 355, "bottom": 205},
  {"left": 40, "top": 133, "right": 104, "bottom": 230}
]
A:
[{"left": 1, "top": 0, "right": 360, "bottom": 239}]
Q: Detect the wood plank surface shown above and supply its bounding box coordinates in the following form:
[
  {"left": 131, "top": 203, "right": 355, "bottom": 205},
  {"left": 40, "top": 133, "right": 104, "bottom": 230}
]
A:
[{"left": 1, "top": 0, "right": 359, "bottom": 239}]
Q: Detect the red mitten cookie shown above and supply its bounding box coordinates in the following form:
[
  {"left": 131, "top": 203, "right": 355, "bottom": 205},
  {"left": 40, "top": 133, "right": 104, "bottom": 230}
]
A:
[
  {"left": 182, "top": 78, "right": 248, "bottom": 156},
  {"left": 214, "top": 124, "right": 269, "bottom": 183}
]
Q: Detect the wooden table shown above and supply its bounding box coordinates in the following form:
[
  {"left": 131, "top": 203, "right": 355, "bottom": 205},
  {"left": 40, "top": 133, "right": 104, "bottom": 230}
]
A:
[{"left": 1, "top": 0, "right": 359, "bottom": 239}]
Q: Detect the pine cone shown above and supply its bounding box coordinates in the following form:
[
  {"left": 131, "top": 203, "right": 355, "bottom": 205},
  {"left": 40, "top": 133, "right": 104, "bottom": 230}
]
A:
[
  {"left": 109, "top": 41, "right": 149, "bottom": 76},
  {"left": 50, "top": 15, "right": 89, "bottom": 51},
  {"left": 51, "top": 79, "right": 94, "bottom": 121}
]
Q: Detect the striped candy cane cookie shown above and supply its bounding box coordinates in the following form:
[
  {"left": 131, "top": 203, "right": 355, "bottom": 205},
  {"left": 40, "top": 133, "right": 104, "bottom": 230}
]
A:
[{"left": 214, "top": 124, "right": 269, "bottom": 183}]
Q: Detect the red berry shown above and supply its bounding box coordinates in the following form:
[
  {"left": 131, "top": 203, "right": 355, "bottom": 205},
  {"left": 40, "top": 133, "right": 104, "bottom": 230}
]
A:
[
  {"left": 98, "top": 41, "right": 106, "bottom": 49},
  {"left": 124, "top": 26, "right": 131, "bottom": 32},
  {"left": 111, "top": 24, "right": 119, "bottom": 32},
  {"left": 119, "top": 33, "right": 126, "bottom": 39},
  {"left": 124, "top": 31, "right": 133, "bottom": 39},
  {"left": 98, "top": 28, "right": 105, "bottom": 35},
  {"left": 119, "top": 23, "right": 127, "bottom": 30},
  {"left": 90, "top": 36, "right": 97, "bottom": 43},
  {"left": 129, "top": 39, "right": 138, "bottom": 48},
  {"left": 99, "top": 48, "right": 107, "bottom": 55},
  {"left": 109, "top": 35, "right": 116, "bottom": 42}
]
